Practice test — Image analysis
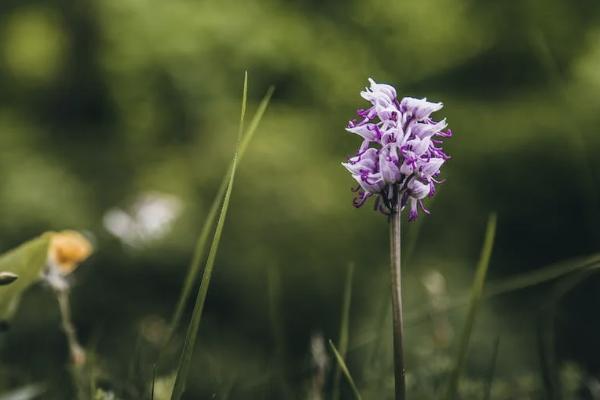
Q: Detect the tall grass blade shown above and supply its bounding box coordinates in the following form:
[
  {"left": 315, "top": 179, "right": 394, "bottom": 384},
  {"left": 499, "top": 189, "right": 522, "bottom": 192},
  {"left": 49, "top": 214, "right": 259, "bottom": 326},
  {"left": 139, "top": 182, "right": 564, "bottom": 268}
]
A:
[
  {"left": 170, "top": 73, "right": 248, "bottom": 400},
  {"left": 444, "top": 213, "right": 497, "bottom": 400},
  {"left": 328, "top": 340, "right": 362, "bottom": 400},
  {"left": 167, "top": 84, "right": 274, "bottom": 341},
  {"left": 150, "top": 364, "right": 157, "bottom": 400},
  {"left": 267, "top": 266, "right": 289, "bottom": 397},
  {"left": 332, "top": 263, "right": 354, "bottom": 400},
  {"left": 483, "top": 337, "right": 500, "bottom": 400}
]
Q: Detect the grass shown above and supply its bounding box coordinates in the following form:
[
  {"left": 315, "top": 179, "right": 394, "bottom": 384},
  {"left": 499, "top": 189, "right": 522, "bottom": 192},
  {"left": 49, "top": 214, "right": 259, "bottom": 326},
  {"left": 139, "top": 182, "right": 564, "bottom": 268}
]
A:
[
  {"left": 169, "top": 73, "right": 252, "bottom": 400},
  {"left": 332, "top": 263, "right": 354, "bottom": 400},
  {"left": 444, "top": 213, "right": 497, "bottom": 400},
  {"left": 483, "top": 337, "right": 500, "bottom": 400},
  {"left": 405, "top": 252, "right": 600, "bottom": 326},
  {"left": 0, "top": 71, "right": 597, "bottom": 400},
  {"left": 329, "top": 340, "right": 362, "bottom": 400},
  {"left": 167, "top": 84, "right": 275, "bottom": 343}
]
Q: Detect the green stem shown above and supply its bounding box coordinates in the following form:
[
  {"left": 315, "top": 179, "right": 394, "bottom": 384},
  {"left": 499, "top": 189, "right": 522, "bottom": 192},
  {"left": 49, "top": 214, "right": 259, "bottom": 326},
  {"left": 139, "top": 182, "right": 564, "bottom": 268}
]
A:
[
  {"left": 56, "top": 289, "right": 85, "bottom": 367},
  {"left": 390, "top": 210, "right": 406, "bottom": 400},
  {"left": 56, "top": 288, "right": 88, "bottom": 400}
]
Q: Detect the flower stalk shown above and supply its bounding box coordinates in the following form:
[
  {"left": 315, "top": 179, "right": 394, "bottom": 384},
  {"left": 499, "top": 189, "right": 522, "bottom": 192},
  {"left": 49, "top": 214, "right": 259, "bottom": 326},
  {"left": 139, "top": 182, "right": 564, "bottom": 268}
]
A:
[
  {"left": 55, "top": 288, "right": 86, "bottom": 366},
  {"left": 342, "top": 78, "right": 453, "bottom": 400},
  {"left": 389, "top": 207, "right": 405, "bottom": 400}
]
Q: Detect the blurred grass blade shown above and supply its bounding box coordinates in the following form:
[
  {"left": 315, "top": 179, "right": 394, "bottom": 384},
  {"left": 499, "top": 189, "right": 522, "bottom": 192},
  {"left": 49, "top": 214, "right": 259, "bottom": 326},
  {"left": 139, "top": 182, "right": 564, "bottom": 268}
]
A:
[
  {"left": 170, "top": 74, "right": 248, "bottom": 400},
  {"left": 220, "top": 376, "right": 236, "bottom": 400},
  {"left": 536, "top": 314, "right": 557, "bottom": 400},
  {"left": 485, "top": 254, "right": 600, "bottom": 298},
  {"left": 328, "top": 340, "right": 362, "bottom": 400},
  {"left": 483, "top": 337, "right": 500, "bottom": 400},
  {"left": 167, "top": 84, "right": 274, "bottom": 340},
  {"left": 267, "top": 266, "right": 289, "bottom": 397},
  {"left": 238, "top": 71, "right": 248, "bottom": 135},
  {"left": 0, "top": 233, "right": 52, "bottom": 321},
  {"left": 445, "top": 213, "right": 497, "bottom": 400},
  {"left": 151, "top": 364, "right": 157, "bottom": 400},
  {"left": 332, "top": 263, "right": 354, "bottom": 400},
  {"left": 406, "top": 253, "right": 600, "bottom": 326}
]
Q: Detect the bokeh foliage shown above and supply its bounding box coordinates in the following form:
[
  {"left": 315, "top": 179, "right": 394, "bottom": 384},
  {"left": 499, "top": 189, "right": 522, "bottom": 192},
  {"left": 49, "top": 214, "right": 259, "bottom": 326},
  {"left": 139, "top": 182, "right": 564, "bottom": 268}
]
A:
[{"left": 0, "top": 0, "right": 599, "bottom": 398}]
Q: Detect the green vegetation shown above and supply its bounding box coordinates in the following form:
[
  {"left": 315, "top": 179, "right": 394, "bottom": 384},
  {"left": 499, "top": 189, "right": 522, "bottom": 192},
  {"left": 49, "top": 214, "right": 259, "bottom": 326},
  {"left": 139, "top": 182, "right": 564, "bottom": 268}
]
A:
[{"left": 0, "top": 0, "right": 599, "bottom": 398}]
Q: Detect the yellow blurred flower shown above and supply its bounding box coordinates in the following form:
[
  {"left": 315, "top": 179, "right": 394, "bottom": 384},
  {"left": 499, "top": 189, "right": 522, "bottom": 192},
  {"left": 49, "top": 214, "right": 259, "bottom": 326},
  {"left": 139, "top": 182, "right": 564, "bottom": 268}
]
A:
[{"left": 48, "top": 231, "right": 93, "bottom": 275}]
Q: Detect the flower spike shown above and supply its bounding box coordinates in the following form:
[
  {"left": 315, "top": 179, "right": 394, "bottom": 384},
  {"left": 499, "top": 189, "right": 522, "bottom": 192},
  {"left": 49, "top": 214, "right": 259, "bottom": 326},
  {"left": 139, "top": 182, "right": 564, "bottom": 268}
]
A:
[{"left": 342, "top": 79, "right": 452, "bottom": 220}]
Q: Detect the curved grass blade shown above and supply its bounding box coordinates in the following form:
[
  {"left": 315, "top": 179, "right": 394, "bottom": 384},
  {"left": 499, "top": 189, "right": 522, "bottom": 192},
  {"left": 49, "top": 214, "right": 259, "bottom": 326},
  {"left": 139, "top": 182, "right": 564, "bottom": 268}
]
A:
[
  {"left": 328, "top": 340, "right": 362, "bottom": 400},
  {"left": 350, "top": 254, "right": 600, "bottom": 355},
  {"left": 332, "top": 263, "right": 354, "bottom": 400},
  {"left": 406, "top": 253, "right": 600, "bottom": 326},
  {"left": 483, "top": 337, "right": 500, "bottom": 400},
  {"left": 167, "top": 84, "right": 275, "bottom": 341},
  {"left": 445, "top": 213, "right": 497, "bottom": 400},
  {"left": 170, "top": 73, "right": 248, "bottom": 400}
]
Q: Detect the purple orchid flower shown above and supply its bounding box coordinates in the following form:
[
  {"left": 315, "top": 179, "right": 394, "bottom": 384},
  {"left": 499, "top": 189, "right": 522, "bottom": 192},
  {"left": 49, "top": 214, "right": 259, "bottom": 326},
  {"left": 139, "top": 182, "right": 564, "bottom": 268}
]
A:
[{"left": 343, "top": 78, "right": 452, "bottom": 220}]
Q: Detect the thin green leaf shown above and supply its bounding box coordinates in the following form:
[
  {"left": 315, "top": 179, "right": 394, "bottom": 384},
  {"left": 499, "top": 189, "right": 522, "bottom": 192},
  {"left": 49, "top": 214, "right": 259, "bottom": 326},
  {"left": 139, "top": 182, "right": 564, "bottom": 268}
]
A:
[
  {"left": 445, "top": 213, "right": 497, "bottom": 400},
  {"left": 151, "top": 364, "right": 157, "bottom": 400},
  {"left": 267, "top": 266, "right": 289, "bottom": 397},
  {"left": 0, "top": 233, "right": 52, "bottom": 321},
  {"left": 483, "top": 337, "right": 500, "bottom": 400},
  {"left": 170, "top": 74, "right": 248, "bottom": 400},
  {"left": 332, "top": 263, "right": 354, "bottom": 400},
  {"left": 328, "top": 340, "right": 362, "bottom": 400},
  {"left": 238, "top": 70, "right": 248, "bottom": 138},
  {"left": 167, "top": 84, "right": 275, "bottom": 340}
]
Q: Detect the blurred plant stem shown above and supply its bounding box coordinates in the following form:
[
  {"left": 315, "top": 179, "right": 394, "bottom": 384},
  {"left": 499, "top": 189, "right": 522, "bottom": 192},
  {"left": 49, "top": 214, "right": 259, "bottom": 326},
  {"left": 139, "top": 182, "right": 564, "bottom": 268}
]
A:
[
  {"left": 55, "top": 287, "right": 90, "bottom": 399},
  {"left": 55, "top": 288, "right": 86, "bottom": 367},
  {"left": 389, "top": 210, "right": 405, "bottom": 400}
]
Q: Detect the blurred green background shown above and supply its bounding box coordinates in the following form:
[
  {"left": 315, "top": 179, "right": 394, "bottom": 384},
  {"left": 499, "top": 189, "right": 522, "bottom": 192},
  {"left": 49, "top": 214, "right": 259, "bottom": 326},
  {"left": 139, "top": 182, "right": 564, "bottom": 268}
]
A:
[{"left": 0, "top": 0, "right": 599, "bottom": 398}]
